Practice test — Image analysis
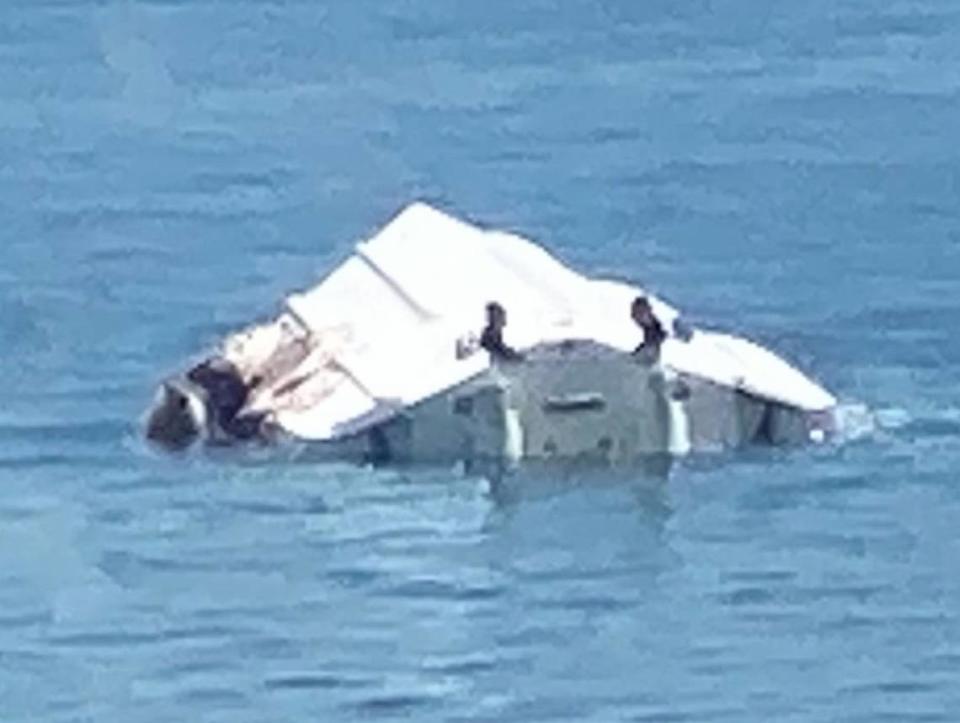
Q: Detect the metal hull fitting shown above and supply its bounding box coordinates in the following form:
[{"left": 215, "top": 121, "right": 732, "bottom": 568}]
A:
[{"left": 145, "top": 203, "right": 836, "bottom": 461}]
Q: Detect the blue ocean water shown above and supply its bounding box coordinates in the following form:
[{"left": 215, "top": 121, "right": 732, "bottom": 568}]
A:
[{"left": 2, "top": 1, "right": 959, "bottom": 720}]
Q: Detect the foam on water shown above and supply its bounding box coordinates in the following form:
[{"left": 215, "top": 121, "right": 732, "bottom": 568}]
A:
[{"left": 831, "top": 401, "right": 880, "bottom": 443}]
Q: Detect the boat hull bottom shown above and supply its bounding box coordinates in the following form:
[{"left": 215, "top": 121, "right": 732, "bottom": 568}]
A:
[{"left": 145, "top": 353, "right": 833, "bottom": 463}]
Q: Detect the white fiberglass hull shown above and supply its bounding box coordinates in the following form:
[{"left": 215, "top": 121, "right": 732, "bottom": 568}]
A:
[{"left": 145, "top": 203, "right": 835, "bottom": 461}]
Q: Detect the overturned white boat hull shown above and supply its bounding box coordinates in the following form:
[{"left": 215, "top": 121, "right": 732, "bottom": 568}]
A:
[{"left": 146, "top": 203, "right": 836, "bottom": 463}]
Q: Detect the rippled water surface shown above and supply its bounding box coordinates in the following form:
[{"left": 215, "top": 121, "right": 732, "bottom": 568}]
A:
[{"left": 2, "top": 1, "right": 960, "bottom": 720}]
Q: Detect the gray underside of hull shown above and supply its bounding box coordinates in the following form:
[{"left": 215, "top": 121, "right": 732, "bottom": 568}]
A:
[
  {"left": 284, "top": 357, "right": 817, "bottom": 466},
  {"left": 145, "top": 352, "right": 819, "bottom": 462}
]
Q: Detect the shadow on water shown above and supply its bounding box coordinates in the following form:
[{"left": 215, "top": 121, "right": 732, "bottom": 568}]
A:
[
  {"left": 271, "top": 445, "right": 676, "bottom": 515},
  {"left": 479, "top": 454, "right": 673, "bottom": 512},
  {"left": 134, "top": 431, "right": 680, "bottom": 542}
]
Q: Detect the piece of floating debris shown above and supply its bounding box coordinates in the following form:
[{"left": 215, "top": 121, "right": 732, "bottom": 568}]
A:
[{"left": 146, "top": 202, "right": 836, "bottom": 463}]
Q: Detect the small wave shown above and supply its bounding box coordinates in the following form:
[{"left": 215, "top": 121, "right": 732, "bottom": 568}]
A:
[
  {"left": 873, "top": 406, "right": 913, "bottom": 431},
  {"left": 266, "top": 673, "right": 371, "bottom": 691}
]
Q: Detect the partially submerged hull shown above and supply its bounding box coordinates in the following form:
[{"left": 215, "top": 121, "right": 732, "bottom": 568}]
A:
[
  {"left": 289, "top": 344, "right": 831, "bottom": 467},
  {"left": 146, "top": 203, "right": 835, "bottom": 462}
]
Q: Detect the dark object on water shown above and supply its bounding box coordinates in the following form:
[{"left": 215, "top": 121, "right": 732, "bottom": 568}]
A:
[
  {"left": 146, "top": 358, "right": 265, "bottom": 450},
  {"left": 145, "top": 381, "right": 202, "bottom": 450},
  {"left": 187, "top": 359, "right": 249, "bottom": 426}
]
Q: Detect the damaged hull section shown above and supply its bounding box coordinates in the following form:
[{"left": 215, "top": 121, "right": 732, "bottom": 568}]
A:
[{"left": 146, "top": 203, "right": 835, "bottom": 463}]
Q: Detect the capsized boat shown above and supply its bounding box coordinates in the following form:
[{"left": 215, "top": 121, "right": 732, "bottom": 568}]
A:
[{"left": 145, "top": 202, "right": 836, "bottom": 463}]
